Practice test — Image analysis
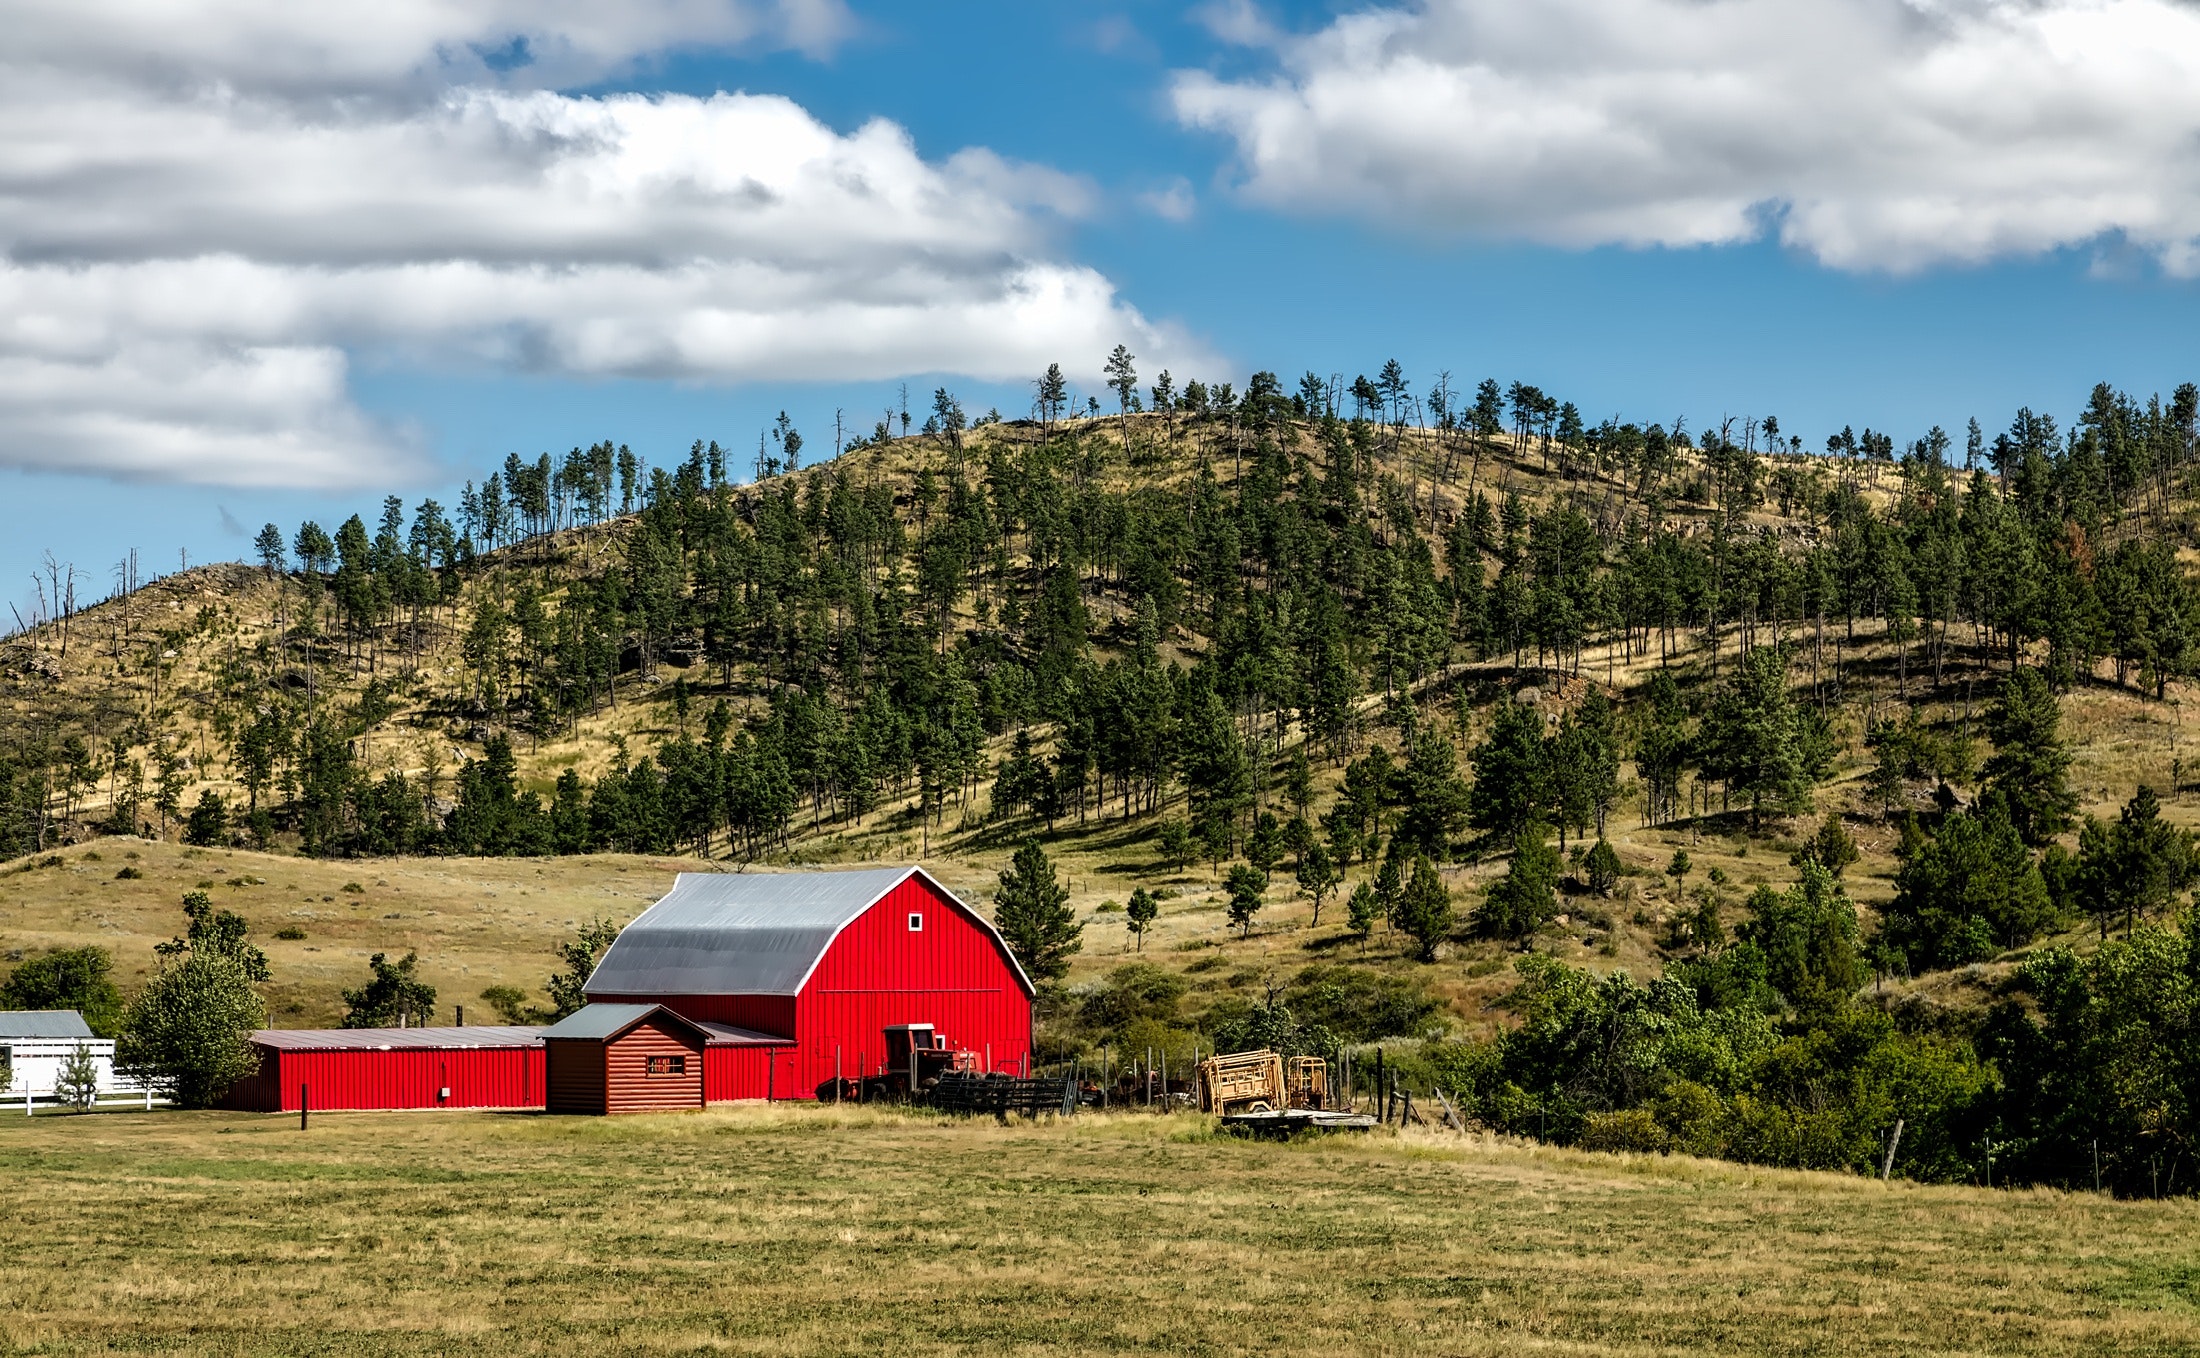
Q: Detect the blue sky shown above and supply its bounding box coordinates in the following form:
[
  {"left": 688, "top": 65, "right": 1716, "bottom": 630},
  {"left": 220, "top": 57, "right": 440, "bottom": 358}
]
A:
[{"left": 7, "top": 0, "right": 2199, "bottom": 623}]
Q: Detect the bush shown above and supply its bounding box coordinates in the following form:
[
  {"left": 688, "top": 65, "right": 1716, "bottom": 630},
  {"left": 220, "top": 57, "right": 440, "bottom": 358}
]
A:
[
  {"left": 479, "top": 985, "right": 533, "bottom": 1024},
  {"left": 1579, "top": 1107, "right": 1669, "bottom": 1154},
  {"left": 1285, "top": 966, "right": 1444, "bottom": 1044}
]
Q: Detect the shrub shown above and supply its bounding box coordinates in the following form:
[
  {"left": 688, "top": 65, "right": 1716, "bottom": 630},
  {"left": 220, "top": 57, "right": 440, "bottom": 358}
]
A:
[{"left": 1579, "top": 1107, "right": 1669, "bottom": 1154}]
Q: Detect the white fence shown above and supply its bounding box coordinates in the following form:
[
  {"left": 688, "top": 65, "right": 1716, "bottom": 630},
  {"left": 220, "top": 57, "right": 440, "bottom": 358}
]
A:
[{"left": 15, "top": 1087, "right": 169, "bottom": 1114}]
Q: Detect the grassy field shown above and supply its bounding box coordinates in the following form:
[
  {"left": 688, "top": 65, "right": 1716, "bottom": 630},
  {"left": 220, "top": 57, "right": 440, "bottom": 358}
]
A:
[{"left": 3, "top": 1106, "right": 2198, "bottom": 1356}]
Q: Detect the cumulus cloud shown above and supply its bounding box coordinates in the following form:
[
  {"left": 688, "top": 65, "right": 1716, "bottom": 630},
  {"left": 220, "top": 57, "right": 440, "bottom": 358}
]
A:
[
  {"left": 1172, "top": 0, "right": 2200, "bottom": 274},
  {"left": 0, "top": 2, "right": 1196, "bottom": 488}
]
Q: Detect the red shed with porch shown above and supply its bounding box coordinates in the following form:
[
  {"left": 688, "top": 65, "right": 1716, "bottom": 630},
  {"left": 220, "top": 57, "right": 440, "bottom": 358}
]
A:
[{"left": 583, "top": 866, "right": 1034, "bottom": 1101}]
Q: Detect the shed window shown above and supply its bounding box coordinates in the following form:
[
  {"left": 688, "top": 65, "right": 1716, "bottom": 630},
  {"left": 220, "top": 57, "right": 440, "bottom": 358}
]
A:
[
  {"left": 907, "top": 912, "right": 924, "bottom": 932},
  {"left": 646, "top": 1055, "right": 687, "bottom": 1075}
]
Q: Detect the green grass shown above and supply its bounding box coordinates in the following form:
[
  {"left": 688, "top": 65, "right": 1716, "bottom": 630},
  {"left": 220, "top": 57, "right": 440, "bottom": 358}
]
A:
[{"left": 4, "top": 1106, "right": 2199, "bottom": 1355}]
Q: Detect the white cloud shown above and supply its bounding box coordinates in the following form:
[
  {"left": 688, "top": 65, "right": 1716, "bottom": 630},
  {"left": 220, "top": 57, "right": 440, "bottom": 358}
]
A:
[
  {"left": 0, "top": 3, "right": 1199, "bottom": 488},
  {"left": 1171, "top": 0, "right": 2200, "bottom": 274},
  {"left": 5, "top": 0, "right": 857, "bottom": 93},
  {"left": 1139, "top": 177, "right": 1198, "bottom": 223}
]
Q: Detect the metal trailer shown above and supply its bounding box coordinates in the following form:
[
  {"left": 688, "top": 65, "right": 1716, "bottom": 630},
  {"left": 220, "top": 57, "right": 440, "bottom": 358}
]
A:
[{"left": 1196, "top": 1049, "right": 1335, "bottom": 1116}]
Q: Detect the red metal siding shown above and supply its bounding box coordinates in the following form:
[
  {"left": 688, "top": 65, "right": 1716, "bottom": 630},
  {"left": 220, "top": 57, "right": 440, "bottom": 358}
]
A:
[
  {"left": 594, "top": 993, "right": 795, "bottom": 1038},
  {"left": 702, "top": 1045, "right": 794, "bottom": 1102},
  {"left": 790, "top": 876, "right": 1031, "bottom": 1098},
  {"left": 229, "top": 1046, "right": 544, "bottom": 1112}
]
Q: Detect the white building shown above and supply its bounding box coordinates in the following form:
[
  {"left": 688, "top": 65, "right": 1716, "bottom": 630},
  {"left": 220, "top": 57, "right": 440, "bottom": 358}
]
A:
[{"left": 0, "top": 1010, "right": 142, "bottom": 1105}]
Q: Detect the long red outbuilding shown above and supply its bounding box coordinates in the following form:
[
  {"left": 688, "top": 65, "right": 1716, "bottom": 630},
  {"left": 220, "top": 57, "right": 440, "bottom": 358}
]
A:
[
  {"left": 223, "top": 1025, "right": 546, "bottom": 1112},
  {"left": 222, "top": 865, "right": 1035, "bottom": 1113}
]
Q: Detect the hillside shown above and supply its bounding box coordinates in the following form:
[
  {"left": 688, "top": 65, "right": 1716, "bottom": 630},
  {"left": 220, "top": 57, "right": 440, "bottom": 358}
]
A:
[{"left": 6, "top": 385, "right": 2200, "bottom": 1190}]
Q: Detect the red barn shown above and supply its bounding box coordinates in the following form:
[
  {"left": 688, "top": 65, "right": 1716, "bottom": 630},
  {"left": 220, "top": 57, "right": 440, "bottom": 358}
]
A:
[
  {"left": 582, "top": 866, "right": 1034, "bottom": 1101},
  {"left": 222, "top": 1026, "right": 546, "bottom": 1113}
]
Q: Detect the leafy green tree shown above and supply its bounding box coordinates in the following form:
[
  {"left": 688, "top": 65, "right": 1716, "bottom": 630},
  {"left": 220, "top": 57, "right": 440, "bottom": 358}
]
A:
[
  {"left": 1666, "top": 849, "right": 1691, "bottom": 900},
  {"left": 0, "top": 946, "right": 123, "bottom": 1036},
  {"left": 1879, "top": 806, "right": 2053, "bottom": 971},
  {"left": 1475, "top": 821, "right": 1562, "bottom": 942},
  {"left": 995, "top": 840, "right": 1082, "bottom": 983},
  {"left": 1737, "top": 861, "right": 1865, "bottom": 1008},
  {"left": 1394, "top": 855, "right": 1455, "bottom": 962},
  {"left": 1225, "top": 863, "right": 1268, "bottom": 937},
  {"left": 1125, "top": 886, "right": 1159, "bottom": 952},
  {"left": 340, "top": 951, "right": 438, "bottom": 1028},
  {"left": 1981, "top": 666, "right": 2077, "bottom": 847},
  {"left": 1295, "top": 840, "right": 1340, "bottom": 928},
  {"left": 545, "top": 919, "right": 620, "bottom": 1019},
  {"left": 116, "top": 894, "right": 269, "bottom": 1108},
  {"left": 1987, "top": 926, "right": 2200, "bottom": 1195}
]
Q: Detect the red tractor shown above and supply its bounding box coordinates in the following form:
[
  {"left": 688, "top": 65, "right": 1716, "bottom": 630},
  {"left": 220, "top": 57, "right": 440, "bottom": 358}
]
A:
[{"left": 814, "top": 1024, "right": 975, "bottom": 1103}]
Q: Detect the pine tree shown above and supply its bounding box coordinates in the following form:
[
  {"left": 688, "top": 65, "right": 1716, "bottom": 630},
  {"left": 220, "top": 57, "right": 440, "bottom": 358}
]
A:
[
  {"left": 1981, "top": 666, "right": 2079, "bottom": 847},
  {"left": 1345, "top": 882, "right": 1380, "bottom": 948},
  {"left": 1125, "top": 886, "right": 1158, "bottom": 951},
  {"left": 1697, "top": 645, "right": 1812, "bottom": 827},
  {"left": 1395, "top": 724, "right": 1468, "bottom": 857},
  {"left": 1469, "top": 699, "right": 1546, "bottom": 836},
  {"left": 1394, "top": 855, "right": 1455, "bottom": 962},
  {"left": 995, "top": 840, "right": 1081, "bottom": 982},
  {"left": 1474, "top": 821, "right": 1561, "bottom": 943},
  {"left": 1225, "top": 863, "right": 1267, "bottom": 937},
  {"left": 1295, "top": 841, "right": 1340, "bottom": 927}
]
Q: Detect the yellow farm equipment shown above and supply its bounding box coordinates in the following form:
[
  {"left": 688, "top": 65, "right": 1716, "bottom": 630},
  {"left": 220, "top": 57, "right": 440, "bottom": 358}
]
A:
[{"left": 1195, "top": 1049, "right": 1332, "bottom": 1115}]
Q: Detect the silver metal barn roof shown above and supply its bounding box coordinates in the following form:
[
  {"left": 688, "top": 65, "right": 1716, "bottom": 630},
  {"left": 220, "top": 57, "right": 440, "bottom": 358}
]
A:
[
  {"left": 539, "top": 1002, "right": 717, "bottom": 1045},
  {"left": 583, "top": 866, "right": 1033, "bottom": 999},
  {"left": 0, "top": 1010, "right": 95, "bottom": 1040},
  {"left": 250, "top": 1025, "right": 545, "bottom": 1052}
]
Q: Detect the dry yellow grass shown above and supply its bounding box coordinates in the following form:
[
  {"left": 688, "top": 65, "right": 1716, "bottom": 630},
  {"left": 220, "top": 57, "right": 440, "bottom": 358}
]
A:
[{"left": 3, "top": 1104, "right": 2198, "bottom": 1355}]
